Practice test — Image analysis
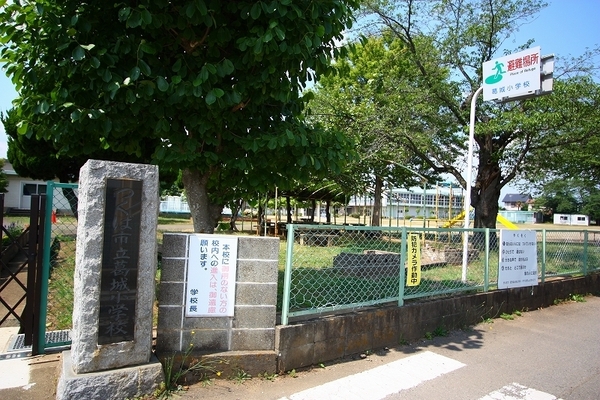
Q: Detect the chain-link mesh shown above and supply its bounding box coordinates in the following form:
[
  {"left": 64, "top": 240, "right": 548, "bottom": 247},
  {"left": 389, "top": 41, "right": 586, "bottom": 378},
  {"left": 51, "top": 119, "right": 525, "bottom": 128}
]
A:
[
  {"left": 542, "top": 230, "right": 600, "bottom": 276},
  {"left": 45, "top": 184, "right": 78, "bottom": 332},
  {"left": 281, "top": 224, "right": 599, "bottom": 323}
]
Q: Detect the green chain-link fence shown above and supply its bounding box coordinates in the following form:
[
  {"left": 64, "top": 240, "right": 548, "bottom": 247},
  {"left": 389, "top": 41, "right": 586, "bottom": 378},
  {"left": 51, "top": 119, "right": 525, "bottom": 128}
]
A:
[
  {"left": 280, "top": 224, "right": 600, "bottom": 324},
  {"left": 39, "top": 182, "right": 79, "bottom": 351}
]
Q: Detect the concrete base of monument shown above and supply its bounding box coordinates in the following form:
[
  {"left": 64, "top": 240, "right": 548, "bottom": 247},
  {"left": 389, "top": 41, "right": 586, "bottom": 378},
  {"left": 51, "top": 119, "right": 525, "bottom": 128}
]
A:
[{"left": 55, "top": 350, "right": 164, "bottom": 400}]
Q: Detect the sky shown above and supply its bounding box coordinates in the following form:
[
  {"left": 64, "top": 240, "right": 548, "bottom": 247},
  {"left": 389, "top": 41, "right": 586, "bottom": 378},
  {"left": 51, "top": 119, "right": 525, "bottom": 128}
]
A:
[{"left": 0, "top": 0, "right": 599, "bottom": 190}]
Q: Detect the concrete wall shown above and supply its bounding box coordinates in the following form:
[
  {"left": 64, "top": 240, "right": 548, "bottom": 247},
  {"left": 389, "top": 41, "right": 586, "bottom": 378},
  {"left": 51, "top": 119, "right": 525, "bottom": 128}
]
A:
[
  {"left": 275, "top": 274, "right": 600, "bottom": 373},
  {"left": 156, "top": 234, "right": 280, "bottom": 374}
]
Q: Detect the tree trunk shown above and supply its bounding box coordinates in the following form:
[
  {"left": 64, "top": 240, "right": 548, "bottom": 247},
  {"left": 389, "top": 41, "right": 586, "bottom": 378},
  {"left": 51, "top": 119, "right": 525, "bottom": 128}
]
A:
[
  {"left": 325, "top": 201, "right": 331, "bottom": 224},
  {"left": 228, "top": 199, "right": 243, "bottom": 231},
  {"left": 371, "top": 175, "right": 383, "bottom": 226},
  {"left": 182, "top": 168, "right": 223, "bottom": 233},
  {"left": 471, "top": 155, "right": 502, "bottom": 229}
]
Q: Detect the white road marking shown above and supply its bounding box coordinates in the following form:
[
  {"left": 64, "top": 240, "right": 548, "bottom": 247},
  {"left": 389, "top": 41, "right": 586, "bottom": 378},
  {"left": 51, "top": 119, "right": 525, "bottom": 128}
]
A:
[
  {"left": 479, "top": 382, "right": 562, "bottom": 400},
  {"left": 279, "top": 351, "right": 465, "bottom": 400},
  {"left": 0, "top": 358, "right": 30, "bottom": 389}
]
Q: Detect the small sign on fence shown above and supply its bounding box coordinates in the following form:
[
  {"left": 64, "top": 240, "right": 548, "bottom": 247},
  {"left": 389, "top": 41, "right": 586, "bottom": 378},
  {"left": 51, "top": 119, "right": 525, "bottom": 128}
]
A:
[
  {"left": 406, "top": 234, "right": 422, "bottom": 286},
  {"left": 185, "top": 234, "right": 238, "bottom": 317},
  {"left": 498, "top": 230, "right": 538, "bottom": 289}
]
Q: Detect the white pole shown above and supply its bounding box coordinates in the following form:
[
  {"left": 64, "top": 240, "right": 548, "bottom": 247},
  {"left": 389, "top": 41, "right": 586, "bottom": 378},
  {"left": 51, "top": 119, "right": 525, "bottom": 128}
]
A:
[{"left": 462, "top": 86, "right": 484, "bottom": 281}]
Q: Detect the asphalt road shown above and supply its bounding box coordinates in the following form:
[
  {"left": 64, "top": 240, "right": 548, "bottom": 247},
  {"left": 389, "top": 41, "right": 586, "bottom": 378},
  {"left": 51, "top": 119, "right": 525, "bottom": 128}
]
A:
[{"left": 180, "top": 294, "right": 600, "bottom": 400}]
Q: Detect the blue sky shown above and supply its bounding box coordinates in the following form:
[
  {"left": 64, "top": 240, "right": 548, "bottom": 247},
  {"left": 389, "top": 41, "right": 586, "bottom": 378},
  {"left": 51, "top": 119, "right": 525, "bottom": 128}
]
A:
[{"left": 1, "top": 0, "right": 599, "bottom": 165}]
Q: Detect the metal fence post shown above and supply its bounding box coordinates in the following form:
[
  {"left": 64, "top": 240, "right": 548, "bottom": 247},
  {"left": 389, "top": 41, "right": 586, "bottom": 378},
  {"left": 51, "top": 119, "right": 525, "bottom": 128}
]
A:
[
  {"left": 37, "top": 181, "right": 56, "bottom": 353},
  {"left": 280, "top": 223, "right": 295, "bottom": 325},
  {"left": 541, "top": 229, "right": 547, "bottom": 283},
  {"left": 484, "top": 228, "right": 490, "bottom": 292},
  {"left": 583, "top": 230, "right": 588, "bottom": 275}
]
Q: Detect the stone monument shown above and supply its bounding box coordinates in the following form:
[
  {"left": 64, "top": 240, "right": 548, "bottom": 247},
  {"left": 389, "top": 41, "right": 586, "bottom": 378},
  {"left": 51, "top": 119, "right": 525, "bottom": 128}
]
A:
[{"left": 56, "top": 160, "right": 164, "bottom": 399}]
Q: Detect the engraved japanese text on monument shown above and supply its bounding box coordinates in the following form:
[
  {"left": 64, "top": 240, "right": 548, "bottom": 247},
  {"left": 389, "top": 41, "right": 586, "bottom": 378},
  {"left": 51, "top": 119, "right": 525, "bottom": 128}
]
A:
[{"left": 98, "top": 179, "right": 143, "bottom": 345}]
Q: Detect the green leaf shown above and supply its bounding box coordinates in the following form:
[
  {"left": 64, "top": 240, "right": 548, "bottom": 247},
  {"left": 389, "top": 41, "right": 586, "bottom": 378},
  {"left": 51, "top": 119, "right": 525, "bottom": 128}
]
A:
[
  {"left": 221, "top": 59, "right": 234, "bottom": 75},
  {"left": 126, "top": 90, "right": 136, "bottom": 104},
  {"left": 103, "top": 118, "right": 112, "bottom": 133},
  {"left": 130, "top": 66, "right": 140, "bottom": 81},
  {"left": 127, "top": 11, "right": 142, "bottom": 28},
  {"left": 172, "top": 58, "right": 182, "bottom": 72},
  {"left": 118, "top": 7, "right": 131, "bottom": 21},
  {"left": 186, "top": 2, "right": 196, "bottom": 18},
  {"left": 141, "top": 9, "right": 152, "bottom": 25},
  {"left": 39, "top": 100, "right": 49, "bottom": 114},
  {"left": 80, "top": 44, "right": 95, "bottom": 51},
  {"left": 70, "top": 110, "right": 81, "bottom": 122},
  {"left": 250, "top": 3, "right": 261, "bottom": 19},
  {"left": 157, "top": 76, "right": 169, "bottom": 92},
  {"left": 16, "top": 121, "right": 28, "bottom": 135},
  {"left": 205, "top": 90, "right": 217, "bottom": 105},
  {"left": 72, "top": 46, "right": 85, "bottom": 61},
  {"left": 140, "top": 42, "right": 156, "bottom": 54},
  {"left": 138, "top": 60, "right": 151, "bottom": 76},
  {"left": 197, "top": 2, "right": 207, "bottom": 14},
  {"left": 90, "top": 57, "right": 100, "bottom": 68},
  {"left": 102, "top": 69, "right": 112, "bottom": 82},
  {"left": 274, "top": 27, "right": 285, "bottom": 41}
]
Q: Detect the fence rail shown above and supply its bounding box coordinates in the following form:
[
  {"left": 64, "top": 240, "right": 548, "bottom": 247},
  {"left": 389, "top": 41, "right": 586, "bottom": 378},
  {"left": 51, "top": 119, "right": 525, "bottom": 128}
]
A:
[{"left": 280, "top": 224, "right": 600, "bottom": 325}]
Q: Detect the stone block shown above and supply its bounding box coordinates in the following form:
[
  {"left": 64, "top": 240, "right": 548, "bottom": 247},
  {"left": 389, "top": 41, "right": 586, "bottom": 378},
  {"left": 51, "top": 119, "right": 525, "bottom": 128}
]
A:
[
  {"left": 158, "top": 282, "right": 184, "bottom": 306},
  {"left": 56, "top": 351, "right": 164, "bottom": 400},
  {"left": 238, "top": 237, "right": 280, "bottom": 260},
  {"left": 345, "top": 331, "right": 372, "bottom": 356},
  {"left": 161, "top": 233, "right": 189, "bottom": 259},
  {"left": 236, "top": 260, "right": 279, "bottom": 283},
  {"left": 313, "top": 337, "right": 346, "bottom": 364},
  {"left": 183, "top": 316, "right": 231, "bottom": 330},
  {"left": 231, "top": 328, "right": 275, "bottom": 351},
  {"left": 160, "top": 258, "right": 186, "bottom": 283},
  {"left": 235, "top": 283, "right": 277, "bottom": 305},
  {"left": 157, "top": 305, "right": 184, "bottom": 329},
  {"left": 372, "top": 309, "right": 400, "bottom": 346},
  {"left": 277, "top": 342, "right": 314, "bottom": 372},
  {"left": 71, "top": 160, "right": 159, "bottom": 374},
  {"left": 276, "top": 323, "right": 314, "bottom": 349},
  {"left": 183, "top": 329, "right": 229, "bottom": 351},
  {"left": 233, "top": 306, "right": 276, "bottom": 329},
  {"left": 155, "top": 328, "right": 183, "bottom": 353}
]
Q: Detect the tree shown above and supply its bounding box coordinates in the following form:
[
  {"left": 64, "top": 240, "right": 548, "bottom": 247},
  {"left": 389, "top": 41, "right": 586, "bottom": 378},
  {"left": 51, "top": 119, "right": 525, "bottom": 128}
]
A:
[
  {"left": 0, "top": 159, "right": 8, "bottom": 193},
  {"left": 1, "top": 107, "right": 175, "bottom": 217},
  {"left": 0, "top": 0, "right": 359, "bottom": 233},
  {"left": 354, "top": 0, "right": 600, "bottom": 228},
  {"left": 307, "top": 35, "right": 437, "bottom": 226},
  {"left": 533, "top": 178, "right": 600, "bottom": 225}
]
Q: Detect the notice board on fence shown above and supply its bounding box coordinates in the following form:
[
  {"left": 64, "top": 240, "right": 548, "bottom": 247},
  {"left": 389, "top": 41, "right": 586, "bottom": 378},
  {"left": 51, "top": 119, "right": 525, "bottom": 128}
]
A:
[
  {"left": 498, "top": 230, "right": 538, "bottom": 289},
  {"left": 185, "top": 234, "right": 239, "bottom": 317}
]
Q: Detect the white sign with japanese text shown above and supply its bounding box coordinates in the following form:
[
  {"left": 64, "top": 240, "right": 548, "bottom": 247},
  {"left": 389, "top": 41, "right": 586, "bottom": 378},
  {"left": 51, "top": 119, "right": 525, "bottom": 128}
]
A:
[
  {"left": 483, "top": 47, "right": 541, "bottom": 101},
  {"left": 498, "top": 230, "right": 538, "bottom": 289},
  {"left": 185, "top": 234, "right": 238, "bottom": 317}
]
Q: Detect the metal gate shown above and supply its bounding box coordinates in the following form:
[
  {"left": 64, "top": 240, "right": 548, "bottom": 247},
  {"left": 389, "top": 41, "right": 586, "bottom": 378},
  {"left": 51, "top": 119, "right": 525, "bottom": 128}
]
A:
[
  {"left": 1, "top": 182, "right": 79, "bottom": 356},
  {"left": 0, "top": 193, "right": 46, "bottom": 355}
]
